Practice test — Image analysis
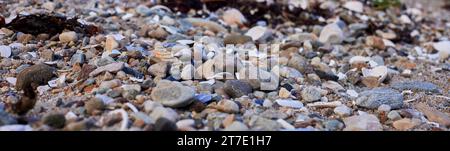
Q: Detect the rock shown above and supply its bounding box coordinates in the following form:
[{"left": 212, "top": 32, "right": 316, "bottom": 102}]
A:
[
  {"left": 334, "top": 105, "right": 352, "bottom": 117},
  {"left": 346, "top": 89, "right": 358, "bottom": 97},
  {"left": 415, "top": 103, "right": 450, "bottom": 127},
  {"left": 42, "top": 2, "right": 56, "bottom": 11},
  {"left": 150, "top": 80, "right": 195, "bottom": 107},
  {"left": 196, "top": 59, "right": 215, "bottom": 79},
  {"left": 17, "top": 33, "right": 33, "bottom": 43},
  {"left": 387, "top": 111, "right": 402, "bottom": 121},
  {"left": 99, "top": 79, "right": 122, "bottom": 89},
  {"left": 343, "top": 113, "right": 382, "bottom": 131},
  {"left": 148, "top": 62, "right": 169, "bottom": 78},
  {"left": 301, "top": 86, "right": 321, "bottom": 103},
  {"left": 222, "top": 8, "right": 247, "bottom": 26},
  {"left": 59, "top": 31, "right": 77, "bottom": 43},
  {"left": 184, "top": 18, "right": 227, "bottom": 33},
  {"left": 393, "top": 118, "right": 419, "bottom": 130},
  {"left": 400, "top": 15, "right": 412, "bottom": 24},
  {"left": 143, "top": 101, "right": 163, "bottom": 113},
  {"left": 356, "top": 88, "right": 403, "bottom": 109},
  {"left": 277, "top": 119, "right": 295, "bottom": 130},
  {"left": 41, "top": 49, "right": 54, "bottom": 61},
  {"left": 0, "top": 125, "right": 32, "bottom": 131},
  {"left": 105, "top": 35, "right": 119, "bottom": 52},
  {"left": 0, "top": 45, "right": 12, "bottom": 58},
  {"left": 150, "top": 107, "right": 179, "bottom": 123},
  {"left": 180, "top": 64, "right": 195, "bottom": 80},
  {"left": 176, "top": 119, "right": 195, "bottom": 129},
  {"left": 366, "top": 36, "right": 385, "bottom": 50},
  {"left": 216, "top": 100, "right": 240, "bottom": 113},
  {"left": 391, "top": 81, "right": 441, "bottom": 93},
  {"left": 43, "top": 113, "right": 66, "bottom": 129},
  {"left": 195, "top": 94, "right": 213, "bottom": 104},
  {"left": 287, "top": 55, "right": 308, "bottom": 73},
  {"left": 154, "top": 117, "right": 177, "bottom": 131},
  {"left": 362, "top": 66, "right": 388, "bottom": 82},
  {"left": 70, "top": 53, "right": 86, "bottom": 65},
  {"left": 322, "top": 81, "right": 344, "bottom": 91},
  {"left": 249, "top": 116, "right": 281, "bottom": 131},
  {"left": 238, "top": 66, "right": 279, "bottom": 90},
  {"left": 85, "top": 98, "right": 105, "bottom": 115},
  {"left": 433, "top": 41, "right": 450, "bottom": 60},
  {"left": 0, "top": 110, "right": 17, "bottom": 126},
  {"left": 89, "top": 62, "right": 124, "bottom": 77},
  {"left": 275, "top": 99, "right": 303, "bottom": 109},
  {"left": 245, "top": 26, "right": 270, "bottom": 41},
  {"left": 213, "top": 53, "right": 243, "bottom": 75},
  {"left": 278, "top": 88, "right": 291, "bottom": 99},
  {"left": 148, "top": 27, "right": 168, "bottom": 40},
  {"left": 319, "top": 23, "right": 344, "bottom": 44},
  {"left": 361, "top": 76, "right": 380, "bottom": 88},
  {"left": 223, "top": 80, "right": 252, "bottom": 98},
  {"left": 324, "top": 120, "right": 344, "bottom": 131},
  {"left": 307, "top": 101, "right": 342, "bottom": 108},
  {"left": 6, "top": 77, "right": 16, "bottom": 85},
  {"left": 136, "top": 5, "right": 152, "bottom": 16},
  {"left": 224, "top": 121, "right": 249, "bottom": 131},
  {"left": 343, "top": 1, "right": 363, "bottom": 13},
  {"left": 377, "top": 104, "right": 391, "bottom": 113},
  {"left": 122, "top": 89, "right": 139, "bottom": 100},
  {"left": 223, "top": 34, "right": 252, "bottom": 45}
]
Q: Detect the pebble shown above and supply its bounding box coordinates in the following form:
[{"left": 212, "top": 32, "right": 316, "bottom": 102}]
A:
[
  {"left": 222, "top": 8, "right": 247, "bottom": 26},
  {"left": 245, "top": 26, "right": 269, "bottom": 41},
  {"left": 17, "top": 33, "right": 33, "bottom": 43},
  {"left": 41, "top": 49, "right": 54, "bottom": 61},
  {"left": 224, "top": 121, "right": 249, "bottom": 131},
  {"left": 150, "top": 107, "right": 179, "bottom": 123},
  {"left": 278, "top": 88, "right": 291, "bottom": 99},
  {"left": 99, "top": 79, "right": 122, "bottom": 89},
  {"left": 180, "top": 64, "right": 195, "bottom": 80},
  {"left": 277, "top": 119, "right": 295, "bottom": 130},
  {"left": 70, "top": 53, "right": 86, "bottom": 65},
  {"left": 136, "top": 5, "right": 152, "bottom": 16},
  {"left": 324, "top": 120, "right": 344, "bottom": 131},
  {"left": 322, "top": 81, "right": 344, "bottom": 91},
  {"left": 150, "top": 80, "right": 195, "bottom": 107},
  {"left": 176, "top": 119, "right": 195, "bottom": 129},
  {"left": 59, "top": 31, "right": 78, "bottom": 43},
  {"left": 143, "top": 101, "right": 163, "bottom": 113},
  {"left": 377, "top": 104, "right": 391, "bottom": 113},
  {"left": 433, "top": 41, "right": 450, "bottom": 59},
  {"left": 334, "top": 105, "right": 352, "bottom": 117},
  {"left": 356, "top": 88, "right": 403, "bottom": 109},
  {"left": 43, "top": 113, "right": 66, "bottom": 129},
  {"left": 0, "top": 110, "right": 17, "bottom": 126},
  {"left": 361, "top": 66, "right": 388, "bottom": 82},
  {"left": 275, "top": 99, "right": 303, "bottom": 109},
  {"left": 223, "top": 80, "right": 252, "bottom": 98},
  {"left": 85, "top": 98, "right": 105, "bottom": 115},
  {"left": 346, "top": 89, "right": 358, "bottom": 97},
  {"left": 216, "top": 100, "right": 240, "bottom": 113},
  {"left": 366, "top": 36, "right": 385, "bottom": 50},
  {"left": 343, "top": 113, "right": 383, "bottom": 131},
  {"left": 223, "top": 34, "right": 253, "bottom": 45},
  {"left": 391, "top": 81, "right": 441, "bottom": 93},
  {"left": 301, "top": 86, "right": 322, "bottom": 102},
  {"left": 184, "top": 18, "right": 227, "bottom": 33},
  {"left": 387, "top": 111, "right": 402, "bottom": 121},
  {"left": 343, "top": 1, "right": 363, "bottom": 13},
  {"left": 105, "top": 35, "right": 119, "bottom": 52},
  {"left": 148, "top": 62, "right": 169, "bottom": 78},
  {"left": 319, "top": 23, "right": 344, "bottom": 44},
  {"left": 392, "top": 118, "right": 419, "bottom": 130},
  {"left": 415, "top": 103, "right": 450, "bottom": 127},
  {"left": 42, "top": 2, "right": 56, "bottom": 11},
  {"left": 0, "top": 45, "right": 12, "bottom": 58},
  {"left": 89, "top": 62, "right": 124, "bottom": 77},
  {"left": 154, "top": 117, "right": 177, "bottom": 131}
]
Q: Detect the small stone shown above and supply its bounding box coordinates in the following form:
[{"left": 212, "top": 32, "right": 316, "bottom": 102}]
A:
[
  {"left": 343, "top": 113, "right": 382, "bottom": 131},
  {"left": 378, "top": 104, "right": 391, "bottom": 113},
  {"left": 150, "top": 106, "right": 179, "bottom": 122},
  {"left": 148, "top": 62, "right": 169, "bottom": 78},
  {"left": 277, "top": 119, "right": 295, "bottom": 130},
  {"left": 105, "top": 35, "right": 119, "bottom": 52},
  {"left": 287, "top": 55, "right": 308, "bottom": 73},
  {"left": 143, "top": 101, "right": 163, "bottom": 113},
  {"left": 59, "top": 31, "right": 78, "bottom": 43},
  {"left": 278, "top": 88, "right": 291, "bottom": 99},
  {"left": 43, "top": 113, "right": 66, "bottom": 129},
  {"left": 148, "top": 27, "right": 168, "bottom": 40},
  {"left": 346, "top": 89, "right": 358, "bottom": 98},
  {"left": 42, "top": 2, "right": 56, "bottom": 11},
  {"left": 0, "top": 45, "right": 12, "bottom": 58},
  {"left": 275, "top": 99, "right": 303, "bottom": 109},
  {"left": 245, "top": 26, "right": 270, "bottom": 41},
  {"left": 324, "top": 120, "right": 344, "bottom": 131},
  {"left": 223, "top": 80, "right": 252, "bottom": 98},
  {"left": 216, "top": 100, "right": 240, "bottom": 113},
  {"left": 361, "top": 76, "right": 380, "bottom": 88},
  {"left": 136, "top": 5, "right": 152, "bottom": 16},
  {"left": 222, "top": 8, "right": 247, "bottom": 26},
  {"left": 223, "top": 34, "right": 252, "bottom": 45},
  {"left": 0, "top": 110, "right": 17, "bottom": 126},
  {"left": 89, "top": 62, "right": 124, "bottom": 77},
  {"left": 343, "top": 1, "right": 363, "bottom": 13},
  {"left": 150, "top": 80, "right": 195, "bottom": 107},
  {"left": 391, "top": 81, "right": 441, "bottom": 93},
  {"left": 222, "top": 114, "right": 235, "bottom": 128},
  {"left": 356, "top": 88, "right": 403, "bottom": 109},
  {"left": 322, "top": 81, "right": 344, "bottom": 91},
  {"left": 41, "top": 49, "right": 54, "bottom": 61},
  {"left": 85, "top": 98, "right": 105, "bottom": 115},
  {"left": 70, "top": 53, "right": 86, "bottom": 65},
  {"left": 301, "top": 86, "right": 321, "bottom": 103},
  {"left": 180, "top": 64, "right": 195, "bottom": 80},
  {"left": 224, "top": 121, "right": 249, "bottom": 131},
  {"left": 334, "top": 105, "right": 352, "bottom": 117},
  {"left": 393, "top": 118, "right": 419, "bottom": 130},
  {"left": 319, "top": 23, "right": 344, "bottom": 44},
  {"left": 17, "top": 33, "right": 33, "bottom": 43},
  {"left": 16, "top": 64, "right": 55, "bottom": 92},
  {"left": 366, "top": 36, "right": 385, "bottom": 50},
  {"left": 415, "top": 103, "right": 450, "bottom": 127},
  {"left": 433, "top": 41, "right": 450, "bottom": 60},
  {"left": 6, "top": 77, "right": 16, "bottom": 85},
  {"left": 400, "top": 15, "right": 413, "bottom": 24},
  {"left": 99, "top": 79, "right": 122, "bottom": 89},
  {"left": 154, "top": 117, "right": 177, "bottom": 131},
  {"left": 362, "top": 66, "right": 388, "bottom": 83},
  {"left": 176, "top": 119, "right": 195, "bottom": 129},
  {"left": 387, "top": 111, "right": 402, "bottom": 121}
]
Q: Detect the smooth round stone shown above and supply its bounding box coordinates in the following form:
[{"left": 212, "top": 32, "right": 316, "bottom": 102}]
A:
[{"left": 150, "top": 80, "right": 195, "bottom": 108}]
